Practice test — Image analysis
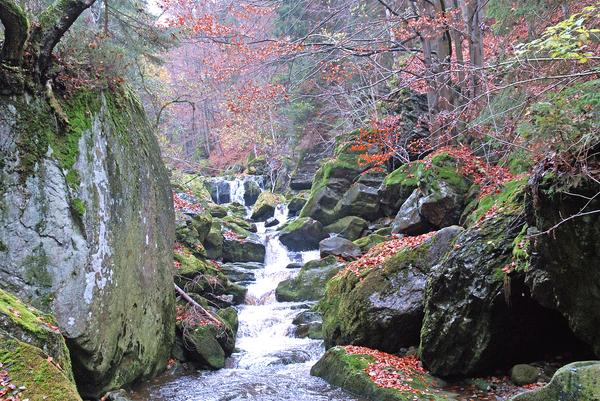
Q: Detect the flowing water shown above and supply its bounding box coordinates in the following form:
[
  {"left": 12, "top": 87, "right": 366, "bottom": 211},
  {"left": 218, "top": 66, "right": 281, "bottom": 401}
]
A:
[{"left": 132, "top": 182, "right": 361, "bottom": 401}]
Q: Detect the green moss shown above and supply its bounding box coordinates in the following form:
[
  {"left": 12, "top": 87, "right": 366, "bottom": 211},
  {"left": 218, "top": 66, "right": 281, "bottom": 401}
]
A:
[
  {"left": 0, "top": 289, "right": 52, "bottom": 336},
  {"left": 0, "top": 336, "right": 82, "bottom": 401},
  {"left": 0, "top": 241, "right": 7, "bottom": 252},
  {"left": 353, "top": 234, "right": 388, "bottom": 252},
  {"left": 466, "top": 177, "right": 528, "bottom": 226},
  {"left": 71, "top": 198, "right": 86, "bottom": 218},
  {"left": 174, "top": 251, "right": 218, "bottom": 277}
]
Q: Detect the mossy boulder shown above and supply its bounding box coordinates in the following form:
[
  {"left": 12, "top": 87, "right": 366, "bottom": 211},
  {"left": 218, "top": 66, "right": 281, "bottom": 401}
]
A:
[
  {"left": 524, "top": 172, "right": 600, "bottom": 356},
  {"left": 176, "top": 211, "right": 213, "bottom": 250},
  {"left": 251, "top": 191, "right": 285, "bottom": 221},
  {"left": 243, "top": 179, "right": 262, "bottom": 206},
  {"left": 205, "top": 178, "right": 232, "bottom": 204},
  {"left": 246, "top": 155, "right": 267, "bottom": 175},
  {"left": 353, "top": 234, "right": 388, "bottom": 252},
  {"left": 333, "top": 183, "right": 381, "bottom": 222},
  {"left": 279, "top": 217, "right": 327, "bottom": 251},
  {"left": 320, "top": 227, "right": 462, "bottom": 353},
  {"left": 208, "top": 204, "right": 228, "bottom": 218},
  {"left": 222, "top": 231, "right": 265, "bottom": 263},
  {"left": 0, "top": 334, "right": 83, "bottom": 401},
  {"left": 0, "top": 289, "right": 73, "bottom": 383},
  {"left": 275, "top": 256, "right": 344, "bottom": 302},
  {"left": 288, "top": 194, "right": 308, "bottom": 215},
  {"left": 222, "top": 215, "right": 255, "bottom": 233},
  {"left": 171, "top": 171, "right": 213, "bottom": 206},
  {"left": 511, "top": 361, "right": 600, "bottom": 401},
  {"left": 510, "top": 364, "right": 540, "bottom": 385},
  {"left": 182, "top": 324, "right": 226, "bottom": 369},
  {"left": 0, "top": 89, "right": 176, "bottom": 397},
  {"left": 378, "top": 162, "right": 421, "bottom": 217},
  {"left": 324, "top": 216, "right": 368, "bottom": 241},
  {"left": 311, "top": 346, "right": 454, "bottom": 401},
  {"left": 293, "top": 310, "right": 323, "bottom": 339},
  {"left": 204, "top": 221, "right": 224, "bottom": 259}
]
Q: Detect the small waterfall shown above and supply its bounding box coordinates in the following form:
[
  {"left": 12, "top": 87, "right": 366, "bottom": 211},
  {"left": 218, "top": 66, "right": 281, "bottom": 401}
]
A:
[{"left": 230, "top": 179, "right": 246, "bottom": 205}]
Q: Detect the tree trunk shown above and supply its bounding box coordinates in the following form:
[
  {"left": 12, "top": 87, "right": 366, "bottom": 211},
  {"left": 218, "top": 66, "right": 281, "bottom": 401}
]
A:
[
  {"left": 0, "top": 0, "right": 29, "bottom": 66},
  {"left": 30, "top": 0, "right": 96, "bottom": 78}
]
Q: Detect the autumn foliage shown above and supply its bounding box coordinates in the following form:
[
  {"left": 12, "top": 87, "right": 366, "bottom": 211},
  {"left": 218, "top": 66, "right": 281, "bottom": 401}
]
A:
[
  {"left": 344, "top": 346, "right": 433, "bottom": 395},
  {"left": 343, "top": 232, "right": 435, "bottom": 278}
]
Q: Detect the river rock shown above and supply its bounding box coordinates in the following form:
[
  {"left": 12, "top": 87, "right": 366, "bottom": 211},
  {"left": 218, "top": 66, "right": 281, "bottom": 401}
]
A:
[
  {"left": 324, "top": 216, "right": 368, "bottom": 241},
  {"left": 525, "top": 172, "right": 600, "bottom": 356},
  {"left": 391, "top": 189, "right": 431, "bottom": 235},
  {"left": 222, "top": 233, "right": 265, "bottom": 263},
  {"left": 510, "top": 364, "right": 540, "bottom": 385},
  {"left": 319, "top": 237, "right": 362, "bottom": 259},
  {"left": 206, "top": 178, "right": 232, "bottom": 204},
  {"left": 321, "top": 226, "right": 462, "bottom": 353},
  {"left": 0, "top": 91, "right": 175, "bottom": 397},
  {"left": 275, "top": 256, "right": 343, "bottom": 302},
  {"left": 204, "top": 220, "right": 224, "bottom": 259},
  {"left": 279, "top": 217, "right": 327, "bottom": 251},
  {"left": 182, "top": 324, "right": 226, "bottom": 369},
  {"left": 265, "top": 217, "right": 280, "bottom": 227},
  {"left": 267, "top": 349, "right": 312, "bottom": 365},
  {"left": 290, "top": 142, "right": 332, "bottom": 190},
  {"left": 176, "top": 211, "right": 213, "bottom": 251},
  {"left": 511, "top": 361, "right": 600, "bottom": 401},
  {"left": 243, "top": 179, "right": 262, "bottom": 206},
  {"left": 220, "top": 262, "right": 263, "bottom": 285},
  {"left": 293, "top": 310, "right": 323, "bottom": 339},
  {"left": 378, "top": 164, "right": 420, "bottom": 217},
  {"left": 251, "top": 191, "right": 284, "bottom": 221},
  {"left": 288, "top": 195, "right": 308, "bottom": 215}
]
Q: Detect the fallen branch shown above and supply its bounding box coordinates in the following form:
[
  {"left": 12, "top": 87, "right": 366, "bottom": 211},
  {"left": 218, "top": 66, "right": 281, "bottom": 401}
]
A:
[{"left": 174, "top": 283, "right": 222, "bottom": 327}]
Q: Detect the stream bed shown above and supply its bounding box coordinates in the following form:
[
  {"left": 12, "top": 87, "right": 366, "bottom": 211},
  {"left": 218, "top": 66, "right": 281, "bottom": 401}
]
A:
[{"left": 131, "top": 198, "right": 363, "bottom": 401}]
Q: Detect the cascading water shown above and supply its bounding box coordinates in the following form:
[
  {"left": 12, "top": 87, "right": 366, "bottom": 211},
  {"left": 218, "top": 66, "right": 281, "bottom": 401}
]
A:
[{"left": 132, "top": 187, "right": 360, "bottom": 400}]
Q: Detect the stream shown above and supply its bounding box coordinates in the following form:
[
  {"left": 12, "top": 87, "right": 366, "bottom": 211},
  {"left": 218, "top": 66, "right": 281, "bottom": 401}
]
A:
[{"left": 131, "top": 179, "right": 362, "bottom": 401}]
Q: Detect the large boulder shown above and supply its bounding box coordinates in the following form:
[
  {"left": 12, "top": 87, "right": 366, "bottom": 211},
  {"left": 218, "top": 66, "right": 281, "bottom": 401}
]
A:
[
  {"left": 181, "top": 323, "right": 226, "bottom": 369},
  {"left": 378, "top": 163, "right": 420, "bottom": 217},
  {"left": 251, "top": 191, "right": 284, "bottom": 221},
  {"left": 222, "top": 233, "right": 265, "bottom": 263},
  {"left": 525, "top": 172, "right": 600, "bottom": 356},
  {"left": 288, "top": 194, "right": 308, "bottom": 215},
  {"left": 204, "top": 220, "right": 224, "bottom": 259},
  {"left": 511, "top": 361, "right": 600, "bottom": 401},
  {"left": 243, "top": 178, "right": 262, "bottom": 206},
  {"left": 206, "top": 178, "right": 232, "bottom": 204},
  {"left": 324, "top": 216, "right": 368, "bottom": 241},
  {"left": 0, "top": 90, "right": 175, "bottom": 397},
  {"left": 333, "top": 183, "right": 381, "bottom": 222},
  {"left": 275, "top": 256, "right": 344, "bottom": 302},
  {"left": 176, "top": 211, "right": 213, "bottom": 251},
  {"left": 279, "top": 217, "right": 327, "bottom": 251},
  {"left": 320, "top": 227, "right": 462, "bottom": 352},
  {"left": 319, "top": 236, "right": 362, "bottom": 259},
  {"left": 391, "top": 189, "right": 432, "bottom": 235}
]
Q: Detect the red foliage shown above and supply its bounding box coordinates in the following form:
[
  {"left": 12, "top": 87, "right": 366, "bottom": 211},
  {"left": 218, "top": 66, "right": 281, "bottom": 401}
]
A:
[
  {"left": 424, "top": 146, "right": 520, "bottom": 197},
  {"left": 0, "top": 365, "right": 22, "bottom": 401},
  {"left": 343, "top": 232, "right": 435, "bottom": 278},
  {"left": 344, "top": 346, "right": 430, "bottom": 394},
  {"left": 173, "top": 192, "right": 203, "bottom": 214}
]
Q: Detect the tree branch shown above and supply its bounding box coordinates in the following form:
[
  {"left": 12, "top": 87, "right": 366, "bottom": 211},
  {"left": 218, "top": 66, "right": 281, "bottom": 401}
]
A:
[
  {"left": 0, "top": 0, "right": 29, "bottom": 66},
  {"left": 32, "top": 0, "right": 96, "bottom": 77}
]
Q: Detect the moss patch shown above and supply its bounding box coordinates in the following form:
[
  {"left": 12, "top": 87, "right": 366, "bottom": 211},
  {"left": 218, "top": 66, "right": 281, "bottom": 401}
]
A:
[{"left": 0, "top": 336, "right": 82, "bottom": 401}]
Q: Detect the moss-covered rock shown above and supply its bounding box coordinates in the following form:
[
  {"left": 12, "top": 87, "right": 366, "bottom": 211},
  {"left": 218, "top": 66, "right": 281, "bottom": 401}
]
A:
[
  {"left": 171, "top": 171, "right": 214, "bottom": 206},
  {"left": 222, "top": 233, "right": 266, "bottom": 263},
  {"left": 324, "top": 216, "right": 368, "bottom": 241},
  {"left": 333, "top": 183, "right": 381, "bottom": 222},
  {"left": 176, "top": 212, "right": 213, "bottom": 251},
  {"left": 0, "top": 289, "right": 74, "bottom": 383},
  {"left": 320, "top": 227, "right": 462, "bottom": 353},
  {"left": 0, "top": 89, "right": 175, "bottom": 397},
  {"left": 510, "top": 364, "right": 540, "bottom": 386},
  {"left": 311, "top": 346, "right": 455, "bottom": 401},
  {"left": 182, "top": 324, "right": 226, "bottom": 369},
  {"left": 243, "top": 179, "right": 262, "bottom": 206},
  {"left": 204, "top": 220, "right": 224, "bottom": 259},
  {"left": 251, "top": 191, "right": 285, "bottom": 221},
  {"left": 353, "top": 234, "right": 388, "bottom": 252},
  {"left": 275, "top": 256, "right": 344, "bottom": 302},
  {"left": 288, "top": 193, "right": 308, "bottom": 215},
  {"left": 279, "top": 217, "right": 327, "bottom": 251},
  {"left": 524, "top": 172, "right": 600, "bottom": 356},
  {"left": 511, "top": 361, "right": 600, "bottom": 401},
  {"left": 0, "top": 334, "right": 83, "bottom": 401}
]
